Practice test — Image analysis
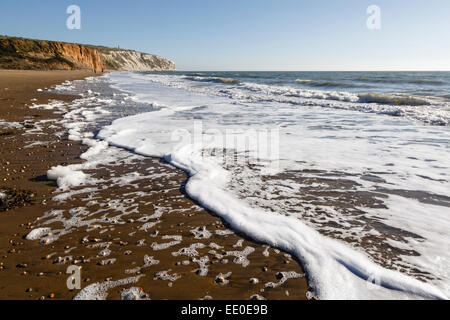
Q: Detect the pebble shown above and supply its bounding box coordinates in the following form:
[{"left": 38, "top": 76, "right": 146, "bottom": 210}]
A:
[
  {"left": 250, "top": 294, "right": 266, "bottom": 300},
  {"left": 53, "top": 257, "right": 63, "bottom": 264},
  {"left": 249, "top": 278, "right": 259, "bottom": 284},
  {"left": 216, "top": 277, "right": 225, "bottom": 284}
]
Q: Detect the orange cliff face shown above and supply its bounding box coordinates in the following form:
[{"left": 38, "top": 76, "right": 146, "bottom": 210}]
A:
[
  {"left": 51, "top": 42, "right": 106, "bottom": 71},
  {"left": 0, "top": 37, "right": 106, "bottom": 71}
]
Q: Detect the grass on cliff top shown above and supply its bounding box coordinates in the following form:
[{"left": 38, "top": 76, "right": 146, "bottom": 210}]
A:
[
  {"left": 84, "top": 44, "right": 133, "bottom": 54},
  {"left": 0, "top": 35, "right": 76, "bottom": 70},
  {"left": 0, "top": 35, "right": 134, "bottom": 54}
]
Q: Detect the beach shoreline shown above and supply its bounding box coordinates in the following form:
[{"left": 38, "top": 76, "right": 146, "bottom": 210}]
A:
[{"left": 0, "top": 70, "right": 309, "bottom": 300}]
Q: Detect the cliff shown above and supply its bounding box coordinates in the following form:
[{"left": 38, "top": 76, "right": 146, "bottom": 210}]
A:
[
  {"left": 0, "top": 36, "right": 176, "bottom": 71},
  {"left": 0, "top": 37, "right": 105, "bottom": 71},
  {"left": 102, "top": 50, "right": 176, "bottom": 71}
]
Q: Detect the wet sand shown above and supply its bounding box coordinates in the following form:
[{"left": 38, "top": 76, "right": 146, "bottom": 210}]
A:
[{"left": 0, "top": 70, "right": 309, "bottom": 300}]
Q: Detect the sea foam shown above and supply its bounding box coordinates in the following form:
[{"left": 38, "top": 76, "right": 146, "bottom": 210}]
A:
[{"left": 95, "top": 72, "right": 450, "bottom": 299}]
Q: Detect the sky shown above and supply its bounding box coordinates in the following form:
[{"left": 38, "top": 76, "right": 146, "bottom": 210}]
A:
[{"left": 1, "top": 0, "right": 449, "bottom": 71}]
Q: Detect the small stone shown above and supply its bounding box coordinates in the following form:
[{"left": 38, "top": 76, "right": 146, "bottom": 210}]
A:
[
  {"left": 26, "top": 288, "right": 33, "bottom": 292},
  {"left": 48, "top": 293, "right": 55, "bottom": 299},
  {"left": 249, "top": 278, "right": 259, "bottom": 284},
  {"left": 262, "top": 267, "right": 268, "bottom": 272},
  {"left": 216, "top": 276, "right": 225, "bottom": 284},
  {"left": 53, "top": 257, "right": 63, "bottom": 264}
]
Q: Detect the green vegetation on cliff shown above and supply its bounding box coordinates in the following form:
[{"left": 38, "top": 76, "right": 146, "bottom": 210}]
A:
[
  {"left": 0, "top": 36, "right": 103, "bottom": 70},
  {"left": 0, "top": 36, "right": 175, "bottom": 71}
]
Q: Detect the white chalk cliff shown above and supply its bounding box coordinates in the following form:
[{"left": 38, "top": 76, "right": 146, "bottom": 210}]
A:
[{"left": 102, "top": 50, "right": 176, "bottom": 71}]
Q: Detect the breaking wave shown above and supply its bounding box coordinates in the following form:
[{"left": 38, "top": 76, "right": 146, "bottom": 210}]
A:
[{"left": 357, "top": 93, "right": 431, "bottom": 106}]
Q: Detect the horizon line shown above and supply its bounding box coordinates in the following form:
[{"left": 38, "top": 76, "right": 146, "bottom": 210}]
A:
[{"left": 176, "top": 69, "right": 450, "bottom": 72}]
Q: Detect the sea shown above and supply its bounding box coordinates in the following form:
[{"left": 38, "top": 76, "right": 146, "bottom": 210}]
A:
[{"left": 51, "top": 71, "right": 450, "bottom": 299}]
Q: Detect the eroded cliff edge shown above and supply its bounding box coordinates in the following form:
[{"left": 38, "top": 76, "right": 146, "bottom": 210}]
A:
[{"left": 0, "top": 36, "right": 176, "bottom": 71}]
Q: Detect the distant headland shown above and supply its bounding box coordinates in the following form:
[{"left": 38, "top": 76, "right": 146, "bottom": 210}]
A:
[{"left": 0, "top": 35, "right": 176, "bottom": 72}]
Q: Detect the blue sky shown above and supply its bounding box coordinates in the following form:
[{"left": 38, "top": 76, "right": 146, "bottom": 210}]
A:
[{"left": 1, "top": 0, "right": 449, "bottom": 71}]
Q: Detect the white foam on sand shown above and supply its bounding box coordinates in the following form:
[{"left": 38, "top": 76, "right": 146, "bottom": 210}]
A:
[
  {"left": 0, "top": 120, "right": 23, "bottom": 130},
  {"left": 93, "top": 74, "right": 450, "bottom": 299},
  {"left": 31, "top": 73, "right": 449, "bottom": 300},
  {"left": 47, "top": 166, "right": 89, "bottom": 190},
  {"left": 74, "top": 275, "right": 144, "bottom": 300},
  {"left": 25, "top": 227, "right": 52, "bottom": 241}
]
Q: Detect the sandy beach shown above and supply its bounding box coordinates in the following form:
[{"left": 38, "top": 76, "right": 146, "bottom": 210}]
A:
[{"left": 0, "top": 70, "right": 309, "bottom": 300}]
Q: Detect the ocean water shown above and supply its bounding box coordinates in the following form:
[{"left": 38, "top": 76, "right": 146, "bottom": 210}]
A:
[{"left": 53, "top": 71, "right": 450, "bottom": 299}]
